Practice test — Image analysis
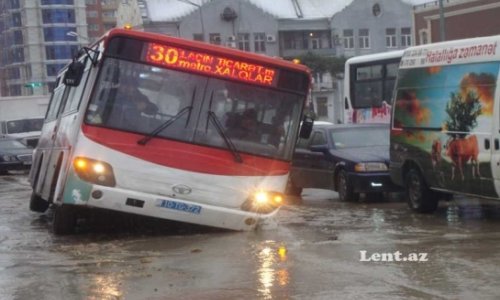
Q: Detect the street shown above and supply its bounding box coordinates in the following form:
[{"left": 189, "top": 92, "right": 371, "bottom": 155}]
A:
[{"left": 1, "top": 173, "right": 500, "bottom": 299}]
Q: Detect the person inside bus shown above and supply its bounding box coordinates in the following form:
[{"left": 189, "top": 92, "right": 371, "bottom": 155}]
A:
[
  {"left": 106, "top": 76, "right": 158, "bottom": 131},
  {"left": 225, "top": 108, "right": 261, "bottom": 142}
]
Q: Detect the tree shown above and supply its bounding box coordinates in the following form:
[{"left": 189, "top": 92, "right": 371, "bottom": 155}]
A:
[
  {"left": 444, "top": 91, "right": 482, "bottom": 138},
  {"left": 292, "top": 52, "right": 347, "bottom": 78}
]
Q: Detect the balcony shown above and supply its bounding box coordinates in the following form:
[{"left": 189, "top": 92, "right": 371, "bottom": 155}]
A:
[{"left": 281, "top": 47, "right": 336, "bottom": 58}]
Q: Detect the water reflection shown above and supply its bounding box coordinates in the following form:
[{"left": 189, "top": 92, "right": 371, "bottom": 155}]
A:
[
  {"left": 87, "top": 273, "right": 123, "bottom": 300},
  {"left": 256, "top": 241, "right": 290, "bottom": 299}
]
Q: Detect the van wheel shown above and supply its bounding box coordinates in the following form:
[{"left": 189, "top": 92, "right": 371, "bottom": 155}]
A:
[
  {"left": 337, "top": 170, "right": 359, "bottom": 202},
  {"left": 29, "top": 191, "right": 49, "bottom": 213},
  {"left": 405, "top": 169, "right": 438, "bottom": 213},
  {"left": 53, "top": 204, "right": 76, "bottom": 235}
]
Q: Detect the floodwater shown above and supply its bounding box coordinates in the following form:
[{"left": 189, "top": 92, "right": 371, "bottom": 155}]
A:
[{"left": 1, "top": 173, "right": 500, "bottom": 299}]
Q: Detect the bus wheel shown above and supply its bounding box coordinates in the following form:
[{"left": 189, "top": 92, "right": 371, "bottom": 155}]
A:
[
  {"left": 53, "top": 204, "right": 76, "bottom": 235},
  {"left": 405, "top": 169, "right": 438, "bottom": 213},
  {"left": 286, "top": 180, "right": 302, "bottom": 196},
  {"left": 337, "top": 170, "right": 359, "bottom": 202},
  {"left": 29, "top": 191, "right": 49, "bottom": 213}
]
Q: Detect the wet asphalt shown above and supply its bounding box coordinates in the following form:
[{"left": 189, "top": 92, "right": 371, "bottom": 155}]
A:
[{"left": 1, "top": 173, "right": 500, "bottom": 300}]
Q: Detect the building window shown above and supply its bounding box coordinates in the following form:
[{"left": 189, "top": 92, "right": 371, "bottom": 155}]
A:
[
  {"left": 7, "top": 68, "right": 21, "bottom": 79},
  {"left": 283, "top": 33, "right": 297, "bottom": 50},
  {"left": 316, "top": 97, "right": 328, "bottom": 118},
  {"left": 102, "top": 11, "right": 116, "bottom": 18},
  {"left": 11, "top": 48, "right": 24, "bottom": 63},
  {"left": 386, "top": 28, "right": 396, "bottom": 48},
  {"left": 9, "top": 85, "right": 21, "bottom": 96},
  {"left": 193, "top": 33, "right": 203, "bottom": 42},
  {"left": 237, "top": 33, "right": 250, "bottom": 51},
  {"left": 359, "top": 29, "right": 370, "bottom": 49},
  {"left": 43, "top": 27, "right": 77, "bottom": 41},
  {"left": 209, "top": 33, "right": 221, "bottom": 45},
  {"left": 46, "top": 64, "right": 66, "bottom": 76},
  {"left": 45, "top": 45, "right": 78, "bottom": 60},
  {"left": 372, "top": 3, "right": 381, "bottom": 17},
  {"left": 88, "top": 24, "right": 100, "bottom": 31},
  {"left": 401, "top": 27, "right": 412, "bottom": 47},
  {"left": 42, "top": 9, "right": 76, "bottom": 23},
  {"left": 8, "top": 0, "right": 20, "bottom": 9},
  {"left": 87, "top": 11, "right": 98, "bottom": 18},
  {"left": 254, "top": 33, "right": 266, "bottom": 52},
  {"left": 13, "top": 30, "right": 23, "bottom": 45},
  {"left": 12, "top": 13, "right": 22, "bottom": 27},
  {"left": 419, "top": 30, "right": 428, "bottom": 45},
  {"left": 41, "top": 0, "right": 74, "bottom": 4},
  {"left": 311, "top": 38, "right": 320, "bottom": 49},
  {"left": 343, "top": 29, "right": 354, "bottom": 49}
]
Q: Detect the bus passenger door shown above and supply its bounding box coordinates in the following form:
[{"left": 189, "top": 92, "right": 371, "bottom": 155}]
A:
[{"left": 36, "top": 82, "right": 70, "bottom": 202}]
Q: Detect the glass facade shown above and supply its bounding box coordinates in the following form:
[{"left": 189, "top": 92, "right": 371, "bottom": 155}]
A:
[
  {"left": 43, "top": 27, "right": 77, "bottom": 41},
  {"left": 45, "top": 45, "right": 78, "bottom": 60},
  {"left": 42, "top": 9, "right": 76, "bottom": 24}
]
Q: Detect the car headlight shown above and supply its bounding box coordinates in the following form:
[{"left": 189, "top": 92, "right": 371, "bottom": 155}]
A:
[
  {"left": 73, "top": 156, "right": 116, "bottom": 187},
  {"left": 241, "top": 190, "right": 284, "bottom": 214},
  {"left": 1, "top": 155, "right": 16, "bottom": 162},
  {"left": 354, "top": 162, "right": 388, "bottom": 172}
]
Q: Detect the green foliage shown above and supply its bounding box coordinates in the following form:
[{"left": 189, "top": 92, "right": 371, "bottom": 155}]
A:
[
  {"left": 444, "top": 91, "right": 482, "bottom": 138},
  {"left": 293, "top": 52, "right": 347, "bottom": 76}
]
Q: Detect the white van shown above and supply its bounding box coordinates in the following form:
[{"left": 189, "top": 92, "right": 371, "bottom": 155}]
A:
[
  {"left": 0, "top": 117, "right": 44, "bottom": 148},
  {"left": 390, "top": 35, "right": 500, "bottom": 212}
]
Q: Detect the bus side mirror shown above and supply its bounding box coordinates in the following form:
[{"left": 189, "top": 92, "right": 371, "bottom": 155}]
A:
[
  {"left": 345, "top": 97, "right": 349, "bottom": 109},
  {"left": 299, "top": 116, "right": 313, "bottom": 139},
  {"left": 63, "top": 60, "right": 85, "bottom": 86}
]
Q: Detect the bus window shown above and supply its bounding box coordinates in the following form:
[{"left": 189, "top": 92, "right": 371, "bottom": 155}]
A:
[
  {"left": 344, "top": 50, "right": 404, "bottom": 124},
  {"left": 63, "top": 57, "right": 92, "bottom": 113},
  {"left": 45, "top": 85, "right": 67, "bottom": 122}
]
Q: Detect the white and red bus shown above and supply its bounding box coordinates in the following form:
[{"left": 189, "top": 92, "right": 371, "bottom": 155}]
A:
[
  {"left": 343, "top": 50, "right": 403, "bottom": 124},
  {"left": 29, "top": 28, "right": 312, "bottom": 234}
]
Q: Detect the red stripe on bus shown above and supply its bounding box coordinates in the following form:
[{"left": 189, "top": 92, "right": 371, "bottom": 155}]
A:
[{"left": 81, "top": 125, "right": 289, "bottom": 176}]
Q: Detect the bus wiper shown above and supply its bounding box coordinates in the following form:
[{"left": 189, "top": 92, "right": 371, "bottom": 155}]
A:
[
  {"left": 207, "top": 111, "right": 243, "bottom": 163},
  {"left": 137, "top": 88, "right": 196, "bottom": 145},
  {"left": 137, "top": 106, "right": 192, "bottom": 145}
]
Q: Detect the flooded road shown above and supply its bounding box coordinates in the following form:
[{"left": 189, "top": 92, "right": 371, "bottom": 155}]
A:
[{"left": 1, "top": 174, "right": 500, "bottom": 299}]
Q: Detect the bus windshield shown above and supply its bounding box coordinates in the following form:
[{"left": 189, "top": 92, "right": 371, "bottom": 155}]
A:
[{"left": 85, "top": 57, "right": 303, "bottom": 160}]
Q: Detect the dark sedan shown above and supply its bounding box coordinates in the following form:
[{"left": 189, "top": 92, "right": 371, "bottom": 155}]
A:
[
  {"left": 287, "top": 123, "right": 401, "bottom": 201},
  {"left": 0, "top": 137, "right": 33, "bottom": 175}
]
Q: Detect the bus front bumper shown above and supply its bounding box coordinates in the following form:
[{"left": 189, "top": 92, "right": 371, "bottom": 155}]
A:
[{"left": 68, "top": 186, "right": 278, "bottom": 231}]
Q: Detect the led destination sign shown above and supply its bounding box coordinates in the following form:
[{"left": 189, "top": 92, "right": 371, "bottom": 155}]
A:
[{"left": 145, "top": 43, "right": 278, "bottom": 86}]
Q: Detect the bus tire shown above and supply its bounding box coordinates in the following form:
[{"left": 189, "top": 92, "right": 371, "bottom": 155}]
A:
[
  {"left": 405, "top": 168, "right": 438, "bottom": 213},
  {"left": 337, "top": 170, "right": 359, "bottom": 202},
  {"left": 53, "top": 204, "right": 76, "bottom": 235},
  {"left": 285, "top": 180, "right": 302, "bottom": 196},
  {"left": 29, "top": 191, "right": 49, "bottom": 213}
]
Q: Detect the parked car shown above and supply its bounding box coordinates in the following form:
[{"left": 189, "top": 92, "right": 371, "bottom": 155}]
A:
[
  {"left": 287, "top": 123, "right": 401, "bottom": 201},
  {"left": 0, "top": 137, "right": 33, "bottom": 175}
]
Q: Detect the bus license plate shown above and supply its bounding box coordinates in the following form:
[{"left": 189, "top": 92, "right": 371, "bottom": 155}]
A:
[{"left": 155, "top": 199, "right": 202, "bottom": 214}]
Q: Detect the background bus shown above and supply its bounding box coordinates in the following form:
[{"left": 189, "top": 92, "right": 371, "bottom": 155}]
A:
[
  {"left": 343, "top": 50, "right": 403, "bottom": 124},
  {"left": 29, "top": 28, "right": 312, "bottom": 234}
]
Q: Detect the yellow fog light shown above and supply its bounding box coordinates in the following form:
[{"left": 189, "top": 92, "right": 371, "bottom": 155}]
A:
[
  {"left": 241, "top": 190, "right": 285, "bottom": 214},
  {"left": 73, "top": 156, "right": 116, "bottom": 187}
]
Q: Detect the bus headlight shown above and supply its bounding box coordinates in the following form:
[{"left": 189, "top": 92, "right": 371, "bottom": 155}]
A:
[
  {"left": 73, "top": 156, "right": 116, "bottom": 187},
  {"left": 354, "top": 162, "right": 388, "bottom": 172},
  {"left": 241, "top": 190, "right": 284, "bottom": 214}
]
